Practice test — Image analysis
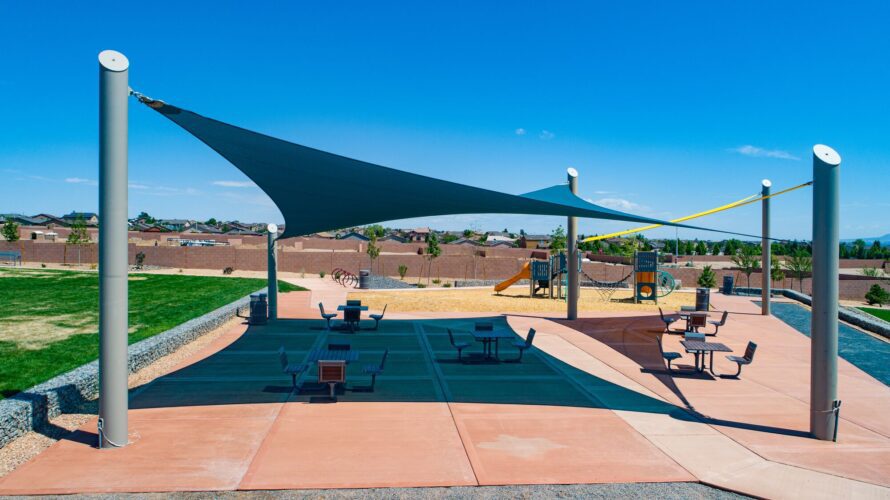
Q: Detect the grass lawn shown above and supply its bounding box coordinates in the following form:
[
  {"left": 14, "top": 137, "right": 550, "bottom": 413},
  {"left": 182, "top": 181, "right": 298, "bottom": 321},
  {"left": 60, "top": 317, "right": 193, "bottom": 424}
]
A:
[
  {"left": 0, "top": 268, "right": 306, "bottom": 399},
  {"left": 858, "top": 307, "right": 890, "bottom": 322}
]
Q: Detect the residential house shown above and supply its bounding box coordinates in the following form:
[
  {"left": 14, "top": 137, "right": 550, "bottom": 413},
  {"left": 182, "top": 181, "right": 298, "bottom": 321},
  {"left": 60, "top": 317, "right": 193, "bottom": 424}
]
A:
[
  {"left": 30, "top": 213, "right": 68, "bottom": 227},
  {"left": 519, "top": 234, "right": 551, "bottom": 249},
  {"left": 379, "top": 234, "right": 407, "bottom": 243},
  {"left": 451, "top": 237, "right": 483, "bottom": 246},
  {"left": 159, "top": 219, "right": 193, "bottom": 232},
  {"left": 338, "top": 231, "right": 370, "bottom": 241},
  {"left": 63, "top": 211, "right": 99, "bottom": 226},
  {"left": 0, "top": 213, "right": 41, "bottom": 226},
  {"left": 312, "top": 231, "right": 336, "bottom": 239},
  {"left": 485, "top": 234, "right": 516, "bottom": 245},
  {"left": 404, "top": 227, "right": 430, "bottom": 242}
]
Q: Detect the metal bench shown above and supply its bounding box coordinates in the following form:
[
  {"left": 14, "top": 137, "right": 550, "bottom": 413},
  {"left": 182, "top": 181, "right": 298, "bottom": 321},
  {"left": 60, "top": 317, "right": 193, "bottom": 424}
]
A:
[
  {"left": 278, "top": 346, "right": 307, "bottom": 390},
  {"left": 510, "top": 328, "right": 537, "bottom": 362},
  {"left": 369, "top": 304, "right": 387, "bottom": 330},
  {"left": 318, "top": 302, "right": 338, "bottom": 330},
  {"left": 725, "top": 341, "right": 757, "bottom": 378},
  {"left": 447, "top": 328, "right": 471, "bottom": 361},
  {"left": 362, "top": 349, "right": 388, "bottom": 389}
]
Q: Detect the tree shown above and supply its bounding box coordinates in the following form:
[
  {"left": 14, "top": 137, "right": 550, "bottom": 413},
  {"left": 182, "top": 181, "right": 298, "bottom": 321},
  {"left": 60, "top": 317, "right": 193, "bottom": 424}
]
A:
[
  {"left": 365, "top": 224, "right": 386, "bottom": 238},
  {"left": 771, "top": 258, "right": 786, "bottom": 288},
  {"left": 205, "top": 218, "right": 218, "bottom": 226},
  {"left": 441, "top": 233, "right": 458, "bottom": 244},
  {"left": 868, "top": 241, "right": 883, "bottom": 259},
  {"left": 424, "top": 232, "right": 441, "bottom": 285},
  {"left": 67, "top": 215, "right": 89, "bottom": 244},
  {"left": 137, "top": 211, "right": 156, "bottom": 224},
  {"left": 783, "top": 250, "right": 812, "bottom": 292},
  {"left": 397, "top": 264, "right": 408, "bottom": 280},
  {"left": 695, "top": 240, "right": 708, "bottom": 256},
  {"left": 731, "top": 245, "right": 760, "bottom": 290},
  {"left": 463, "top": 229, "right": 473, "bottom": 238},
  {"left": 366, "top": 233, "right": 380, "bottom": 273},
  {"left": 709, "top": 242, "right": 721, "bottom": 255},
  {"left": 2, "top": 220, "right": 20, "bottom": 242},
  {"left": 698, "top": 265, "right": 717, "bottom": 288},
  {"left": 839, "top": 243, "right": 849, "bottom": 259},
  {"left": 852, "top": 239, "right": 867, "bottom": 259},
  {"left": 549, "top": 226, "right": 566, "bottom": 255},
  {"left": 865, "top": 284, "right": 889, "bottom": 306}
]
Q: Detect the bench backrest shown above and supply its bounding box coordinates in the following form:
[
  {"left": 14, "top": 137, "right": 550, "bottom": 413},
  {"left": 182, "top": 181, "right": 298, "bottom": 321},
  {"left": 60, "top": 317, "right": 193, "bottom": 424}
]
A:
[
  {"left": 744, "top": 341, "right": 758, "bottom": 361},
  {"left": 346, "top": 299, "right": 362, "bottom": 306},
  {"left": 278, "top": 346, "right": 289, "bottom": 371},
  {"left": 685, "top": 332, "right": 705, "bottom": 342},
  {"left": 524, "top": 328, "right": 536, "bottom": 347},
  {"left": 318, "top": 302, "right": 327, "bottom": 315}
]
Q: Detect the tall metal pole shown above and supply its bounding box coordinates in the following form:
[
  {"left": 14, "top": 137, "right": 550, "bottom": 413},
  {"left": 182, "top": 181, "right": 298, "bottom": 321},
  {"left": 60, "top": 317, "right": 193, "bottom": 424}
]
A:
[
  {"left": 761, "top": 179, "right": 771, "bottom": 315},
  {"left": 267, "top": 223, "right": 278, "bottom": 320},
  {"left": 567, "top": 168, "right": 579, "bottom": 320},
  {"left": 811, "top": 144, "right": 841, "bottom": 441},
  {"left": 98, "top": 50, "right": 129, "bottom": 448}
]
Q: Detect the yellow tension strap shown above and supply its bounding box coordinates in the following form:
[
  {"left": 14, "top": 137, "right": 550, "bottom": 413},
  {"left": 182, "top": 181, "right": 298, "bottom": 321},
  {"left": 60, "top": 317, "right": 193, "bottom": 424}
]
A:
[{"left": 582, "top": 181, "right": 813, "bottom": 243}]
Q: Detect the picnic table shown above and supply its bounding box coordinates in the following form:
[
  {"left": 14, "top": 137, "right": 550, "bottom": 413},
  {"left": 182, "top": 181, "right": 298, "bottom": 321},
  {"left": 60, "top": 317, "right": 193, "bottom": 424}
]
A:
[
  {"left": 307, "top": 349, "right": 360, "bottom": 363},
  {"left": 680, "top": 340, "right": 732, "bottom": 374},
  {"left": 677, "top": 310, "right": 709, "bottom": 332},
  {"left": 337, "top": 304, "right": 368, "bottom": 331},
  {"left": 471, "top": 330, "right": 515, "bottom": 360},
  {"left": 337, "top": 305, "right": 369, "bottom": 311}
]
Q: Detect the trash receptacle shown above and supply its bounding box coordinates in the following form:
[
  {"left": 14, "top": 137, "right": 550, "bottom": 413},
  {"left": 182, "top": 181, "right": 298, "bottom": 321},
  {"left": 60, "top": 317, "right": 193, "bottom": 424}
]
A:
[
  {"left": 249, "top": 293, "right": 268, "bottom": 325},
  {"left": 359, "top": 269, "right": 371, "bottom": 289},
  {"left": 696, "top": 287, "right": 710, "bottom": 311},
  {"left": 722, "top": 275, "right": 734, "bottom": 295}
]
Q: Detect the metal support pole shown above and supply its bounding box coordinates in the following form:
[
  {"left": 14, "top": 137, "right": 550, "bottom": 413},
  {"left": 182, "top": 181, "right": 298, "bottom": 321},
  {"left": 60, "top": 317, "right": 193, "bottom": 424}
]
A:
[
  {"left": 811, "top": 144, "right": 841, "bottom": 441},
  {"left": 761, "top": 179, "right": 771, "bottom": 315},
  {"left": 567, "top": 168, "right": 579, "bottom": 319},
  {"left": 267, "top": 223, "right": 278, "bottom": 320},
  {"left": 98, "top": 50, "right": 129, "bottom": 448}
]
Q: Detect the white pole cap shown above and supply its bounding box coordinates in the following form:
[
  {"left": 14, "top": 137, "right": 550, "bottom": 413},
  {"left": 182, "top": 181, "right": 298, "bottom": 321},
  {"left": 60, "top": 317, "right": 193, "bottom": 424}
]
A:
[
  {"left": 762, "top": 179, "right": 772, "bottom": 188},
  {"left": 98, "top": 50, "right": 129, "bottom": 72},
  {"left": 566, "top": 167, "right": 578, "bottom": 178},
  {"left": 813, "top": 144, "right": 841, "bottom": 166}
]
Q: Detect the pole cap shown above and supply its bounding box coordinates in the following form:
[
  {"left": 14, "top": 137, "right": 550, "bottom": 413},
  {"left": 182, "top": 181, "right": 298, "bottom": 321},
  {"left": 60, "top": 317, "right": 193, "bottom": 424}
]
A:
[
  {"left": 267, "top": 223, "right": 279, "bottom": 234},
  {"left": 762, "top": 179, "right": 772, "bottom": 188},
  {"left": 566, "top": 167, "right": 578, "bottom": 178},
  {"left": 99, "top": 50, "right": 129, "bottom": 72},
  {"left": 813, "top": 144, "right": 841, "bottom": 166}
]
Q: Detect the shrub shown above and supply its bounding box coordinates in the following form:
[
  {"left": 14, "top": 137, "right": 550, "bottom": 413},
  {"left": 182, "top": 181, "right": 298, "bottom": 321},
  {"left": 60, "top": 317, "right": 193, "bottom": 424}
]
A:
[
  {"left": 135, "top": 251, "right": 146, "bottom": 270},
  {"left": 90, "top": 263, "right": 97, "bottom": 270},
  {"left": 443, "top": 282, "right": 452, "bottom": 288},
  {"left": 862, "top": 266, "right": 884, "bottom": 278},
  {"left": 2, "top": 220, "right": 19, "bottom": 242},
  {"left": 398, "top": 264, "right": 408, "bottom": 280},
  {"left": 41, "top": 263, "right": 46, "bottom": 268},
  {"left": 697, "top": 265, "right": 717, "bottom": 288},
  {"left": 432, "top": 278, "right": 441, "bottom": 284},
  {"left": 416, "top": 283, "right": 427, "bottom": 288},
  {"left": 223, "top": 267, "right": 234, "bottom": 275},
  {"left": 865, "top": 284, "right": 889, "bottom": 306},
  {"left": 319, "top": 271, "right": 326, "bottom": 278}
]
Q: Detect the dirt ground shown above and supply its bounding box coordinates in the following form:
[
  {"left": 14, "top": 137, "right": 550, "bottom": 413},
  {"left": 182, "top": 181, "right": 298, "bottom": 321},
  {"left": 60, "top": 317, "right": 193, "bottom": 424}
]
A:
[{"left": 349, "top": 286, "right": 695, "bottom": 313}]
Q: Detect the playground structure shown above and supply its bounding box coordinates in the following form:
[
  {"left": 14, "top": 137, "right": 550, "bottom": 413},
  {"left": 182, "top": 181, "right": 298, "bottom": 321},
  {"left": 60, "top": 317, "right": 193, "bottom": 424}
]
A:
[{"left": 496, "top": 249, "right": 676, "bottom": 303}]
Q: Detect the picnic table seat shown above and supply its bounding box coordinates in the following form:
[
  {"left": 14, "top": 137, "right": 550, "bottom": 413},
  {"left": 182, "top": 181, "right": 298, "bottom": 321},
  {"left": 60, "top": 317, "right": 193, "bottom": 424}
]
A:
[
  {"left": 318, "top": 302, "right": 338, "bottom": 330},
  {"left": 684, "top": 332, "right": 706, "bottom": 367},
  {"left": 369, "top": 304, "right": 387, "bottom": 331},
  {"left": 362, "top": 348, "right": 388, "bottom": 389},
  {"left": 447, "top": 328, "right": 471, "bottom": 361},
  {"left": 657, "top": 335, "right": 682, "bottom": 372},
  {"left": 707, "top": 311, "right": 729, "bottom": 336},
  {"left": 725, "top": 341, "right": 757, "bottom": 378},
  {"left": 658, "top": 307, "right": 679, "bottom": 333},
  {"left": 278, "top": 346, "right": 307, "bottom": 390},
  {"left": 510, "top": 328, "right": 536, "bottom": 362}
]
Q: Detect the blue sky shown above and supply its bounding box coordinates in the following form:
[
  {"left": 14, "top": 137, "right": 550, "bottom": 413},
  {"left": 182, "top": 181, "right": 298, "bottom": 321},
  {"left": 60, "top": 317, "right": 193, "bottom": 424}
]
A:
[{"left": 1, "top": 1, "right": 888, "bottom": 240}]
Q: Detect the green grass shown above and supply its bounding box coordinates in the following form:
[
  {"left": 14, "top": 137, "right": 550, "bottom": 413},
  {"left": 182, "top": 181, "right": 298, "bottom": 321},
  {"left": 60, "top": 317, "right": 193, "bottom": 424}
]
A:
[
  {"left": 0, "top": 268, "right": 306, "bottom": 399},
  {"left": 858, "top": 307, "right": 890, "bottom": 322}
]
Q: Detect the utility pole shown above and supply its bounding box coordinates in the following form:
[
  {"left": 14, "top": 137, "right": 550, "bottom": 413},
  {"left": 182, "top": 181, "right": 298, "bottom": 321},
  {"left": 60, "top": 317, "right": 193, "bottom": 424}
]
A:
[
  {"left": 761, "top": 179, "right": 771, "bottom": 315},
  {"left": 567, "top": 168, "right": 579, "bottom": 320},
  {"left": 267, "top": 223, "right": 278, "bottom": 320}
]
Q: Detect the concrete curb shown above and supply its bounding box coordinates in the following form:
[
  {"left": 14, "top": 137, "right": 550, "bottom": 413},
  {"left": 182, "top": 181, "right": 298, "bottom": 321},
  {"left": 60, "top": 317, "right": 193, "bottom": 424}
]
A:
[{"left": 0, "top": 289, "right": 261, "bottom": 449}]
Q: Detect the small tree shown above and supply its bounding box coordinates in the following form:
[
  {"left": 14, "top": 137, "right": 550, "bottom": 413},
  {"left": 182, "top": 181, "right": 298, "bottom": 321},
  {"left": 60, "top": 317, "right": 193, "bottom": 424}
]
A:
[
  {"left": 771, "top": 258, "right": 786, "bottom": 288},
  {"left": 697, "top": 265, "right": 717, "bottom": 288},
  {"left": 66, "top": 215, "right": 90, "bottom": 265},
  {"left": 398, "top": 264, "right": 408, "bottom": 280},
  {"left": 865, "top": 284, "right": 889, "bottom": 306},
  {"left": 862, "top": 266, "right": 884, "bottom": 278},
  {"left": 549, "top": 226, "right": 566, "bottom": 255},
  {"left": 135, "top": 251, "right": 146, "bottom": 270},
  {"left": 425, "top": 232, "right": 441, "bottom": 285},
  {"left": 366, "top": 233, "right": 380, "bottom": 273},
  {"left": 730, "top": 245, "right": 760, "bottom": 290},
  {"left": 783, "top": 250, "right": 812, "bottom": 292},
  {"left": 2, "top": 220, "right": 20, "bottom": 242}
]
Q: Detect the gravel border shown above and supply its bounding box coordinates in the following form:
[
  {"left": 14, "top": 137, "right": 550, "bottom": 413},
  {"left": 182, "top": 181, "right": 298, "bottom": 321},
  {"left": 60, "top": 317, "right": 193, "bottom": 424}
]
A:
[
  {"left": 0, "top": 482, "right": 748, "bottom": 499},
  {"left": 0, "top": 289, "right": 262, "bottom": 449},
  {"left": 731, "top": 287, "right": 890, "bottom": 340}
]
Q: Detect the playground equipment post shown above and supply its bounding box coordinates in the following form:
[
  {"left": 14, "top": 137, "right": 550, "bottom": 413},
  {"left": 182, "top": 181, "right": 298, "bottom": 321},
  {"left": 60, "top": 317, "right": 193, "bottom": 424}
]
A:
[
  {"left": 761, "top": 179, "right": 771, "bottom": 315},
  {"left": 567, "top": 168, "right": 579, "bottom": 319},
  {"left": 98, "top": 50, "right": 129, "bottom": 448},
  {"left": 810, "top": 144, "right": 841, "bottom": 441}
]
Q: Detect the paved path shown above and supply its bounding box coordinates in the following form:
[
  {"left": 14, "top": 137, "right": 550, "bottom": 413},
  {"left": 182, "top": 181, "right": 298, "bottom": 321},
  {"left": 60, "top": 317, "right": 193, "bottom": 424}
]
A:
[{"left": 1, "top": 291, "right": 888, "bottom": 499}]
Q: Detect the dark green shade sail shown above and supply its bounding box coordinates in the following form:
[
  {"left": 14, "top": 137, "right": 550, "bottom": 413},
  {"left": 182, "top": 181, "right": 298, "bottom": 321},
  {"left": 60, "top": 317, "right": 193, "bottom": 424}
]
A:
[{"left": 138, "top": 97, "right": 740, "bottom": 239}]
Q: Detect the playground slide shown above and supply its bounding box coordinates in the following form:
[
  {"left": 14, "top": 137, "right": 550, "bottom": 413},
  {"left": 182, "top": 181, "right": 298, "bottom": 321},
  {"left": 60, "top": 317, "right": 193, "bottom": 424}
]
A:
[{"left": 494, "top": 262, "right": 531, "bottom": 292}]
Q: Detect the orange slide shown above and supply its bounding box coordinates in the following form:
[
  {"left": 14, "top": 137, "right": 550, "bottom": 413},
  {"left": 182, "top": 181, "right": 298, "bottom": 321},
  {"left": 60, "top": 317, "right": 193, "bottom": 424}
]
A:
[{"left": 494, "top": 262, "right": 531, "bottom": 292}]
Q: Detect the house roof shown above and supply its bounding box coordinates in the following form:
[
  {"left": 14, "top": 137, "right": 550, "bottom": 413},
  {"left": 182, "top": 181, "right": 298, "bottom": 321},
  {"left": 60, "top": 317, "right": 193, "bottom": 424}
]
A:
[{"left": 63, "top": 211, "right": 98, "bottom": 219}]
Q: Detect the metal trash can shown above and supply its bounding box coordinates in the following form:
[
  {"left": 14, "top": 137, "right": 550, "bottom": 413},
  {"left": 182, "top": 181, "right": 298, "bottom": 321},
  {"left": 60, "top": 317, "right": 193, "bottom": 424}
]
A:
[
  {"left": 359, "top": 269, "right": 371, "bottom": 289},
  {"left": 696, "top": 287, "right": 710, "bottom": 311},
  {"left": 722, "top": 275, "right": 734, "bottom": 295},
  {"left": 249, "top": 293, "right": 268, "bottom": 325}
]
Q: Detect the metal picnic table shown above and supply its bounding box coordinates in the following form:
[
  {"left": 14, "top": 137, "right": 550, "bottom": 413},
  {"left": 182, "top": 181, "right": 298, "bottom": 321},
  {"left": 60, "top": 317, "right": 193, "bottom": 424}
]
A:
[
  {"left": 307, "top": 349, "right": 360, "bottom": 363},
  {"left": 680, "top": 340, "right": 732, "bottom": 374},
  {"left": 471, "top": 330, "right": 515, "bottom": 360}
]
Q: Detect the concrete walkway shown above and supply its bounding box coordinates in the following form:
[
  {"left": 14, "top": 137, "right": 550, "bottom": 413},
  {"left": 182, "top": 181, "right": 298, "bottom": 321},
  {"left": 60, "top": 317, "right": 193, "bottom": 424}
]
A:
[{"left": 1, "top": 290, "right": 888, "bottom": 498}]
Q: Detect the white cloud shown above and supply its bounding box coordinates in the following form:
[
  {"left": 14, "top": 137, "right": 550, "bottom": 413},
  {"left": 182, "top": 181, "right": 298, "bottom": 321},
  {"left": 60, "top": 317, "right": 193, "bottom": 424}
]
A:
[
  {"left": 592, "top": 190, "right": 612, "bottom": 195},
  {"left": 212, "top": 180, "right": 256, "bottom": 188},
  {"left": 514, "top": 128, "right": 526, "bottom": 136},
  {"left": 539, "top": 130, "right": 555, "bottom": 140},
  {"left": 128, "top": 183, "right": 149, "bottom": 190},
  {"left": 65, "top": 177, "right": 97, "bottom": 185},
  {"left": 592, "top": 197, "right": 645, "bottom": 212},
  {"left": 730, "top": 145, "right": 799, "bottom": 161}
]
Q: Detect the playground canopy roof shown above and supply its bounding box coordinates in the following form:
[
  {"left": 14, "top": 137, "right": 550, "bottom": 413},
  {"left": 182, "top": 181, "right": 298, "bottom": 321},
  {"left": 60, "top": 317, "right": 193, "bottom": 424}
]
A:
[{"left": 137, "top": 95, "right": 737, "bottom": 239}]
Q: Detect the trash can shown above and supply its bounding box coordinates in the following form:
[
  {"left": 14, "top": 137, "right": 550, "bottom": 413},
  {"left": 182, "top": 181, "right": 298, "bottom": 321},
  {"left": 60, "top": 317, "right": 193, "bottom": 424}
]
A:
[
  {"left": 359, "top": 269, "right": 371, "bottom": 289},
  {"left": 249, "top": 293, "right": 268, "bottom": 325},
  {"left": 722, "top": 275, "right": 734, "bottom": 295},
  {"left": 696, "top": 287, "right": 710, "bottom": 311}
]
